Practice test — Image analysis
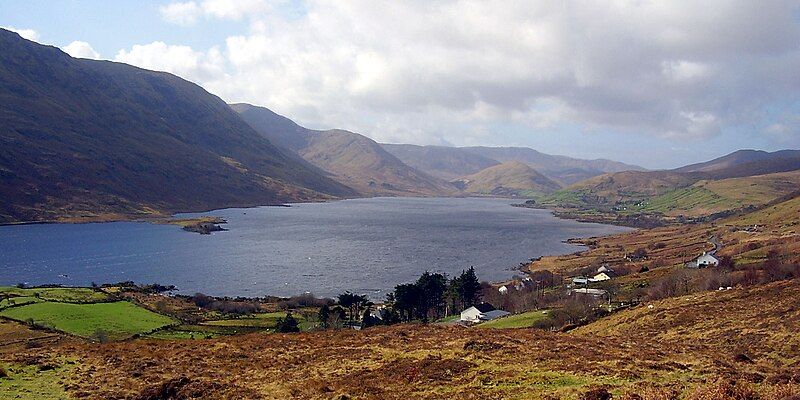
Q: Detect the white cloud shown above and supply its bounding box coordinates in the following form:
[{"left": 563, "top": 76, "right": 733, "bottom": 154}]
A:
[
  {"left": 114, "top": 41, "right": 227, "bottom": 83},
  {"left": 159, "top": 1, "right": 202, "bottom": 26},
  {"left": 2, "top": 26, "right": 39, "bottom": 41},
  {"left": 62, "top": 41, "right": 100, "bottom": 59},
  {"left": 137, "top": 1, "right": 800, "bottom": 146},
  {"left": 160, "top": 0, "right": 270, "bottom": 26}
]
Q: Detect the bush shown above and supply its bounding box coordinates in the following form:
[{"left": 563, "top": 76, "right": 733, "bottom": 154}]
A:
[
  {"left": 0, "top": 366, "right": 7, "bottom": 378},
  {"left": 275, "top": 313, "right": 300, "bottom": 333}
]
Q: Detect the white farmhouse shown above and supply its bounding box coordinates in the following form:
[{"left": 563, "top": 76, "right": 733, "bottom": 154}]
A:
[
  {"left": 460, "top": 303, "right": 510, "bottom": 323},
  {"left": 591, "top": 272, "right": 614, "bottom": 282},
  {"left": 688, "top": 252, "right": 719, "bottom": 269}
]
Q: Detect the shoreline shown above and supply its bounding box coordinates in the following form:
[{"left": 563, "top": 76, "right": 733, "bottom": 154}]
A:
[{"left": 1, "top": 197, "right": 632, "bottom": 297}]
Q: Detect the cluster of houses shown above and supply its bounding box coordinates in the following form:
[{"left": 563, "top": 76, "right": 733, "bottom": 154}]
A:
[
  {"left": 571, "top": 265, "right": 616, "bottom": 286},
  {"left": 497, "top": 277, "right": 536, "bottom": 295}
]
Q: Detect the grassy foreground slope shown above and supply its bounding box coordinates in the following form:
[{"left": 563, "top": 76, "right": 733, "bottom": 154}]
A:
[{"left": 12, "top": 279, "right": 788, "bottom": 399}]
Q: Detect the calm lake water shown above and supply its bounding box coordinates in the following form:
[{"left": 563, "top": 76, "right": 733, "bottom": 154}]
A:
[{"left": 0, "top": 197, "right": 630, "bottom": 298}]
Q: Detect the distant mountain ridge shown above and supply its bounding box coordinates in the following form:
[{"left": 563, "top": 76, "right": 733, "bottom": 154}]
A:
[
  {"left": 675, "top": 149, "right": 800, "bottom": 173},
  {"left": 382, "top": 144, "right": 645, "bottom": 185},
  {"left": 0, "top": 29, "right": 353, "bottom": 223},
  {"left": 232, "top": 104, "right": 457, "bottom": 196}
]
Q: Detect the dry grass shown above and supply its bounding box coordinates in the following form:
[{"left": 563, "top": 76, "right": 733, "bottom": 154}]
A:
[{"left": 0, "top": 278, "right": 786, "bottom": 399}]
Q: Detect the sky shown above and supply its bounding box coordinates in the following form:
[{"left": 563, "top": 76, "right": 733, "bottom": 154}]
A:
[{"left": 2, "top": 0, "right": 799, "bottom": 169}]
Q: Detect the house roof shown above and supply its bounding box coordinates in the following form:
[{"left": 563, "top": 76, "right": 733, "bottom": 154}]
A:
[
  {"left": 473, "top": 303, "right": 496, "bottom": 313},
  {"left": 480, "top": 310, "right": 511, "bottom": 320}
]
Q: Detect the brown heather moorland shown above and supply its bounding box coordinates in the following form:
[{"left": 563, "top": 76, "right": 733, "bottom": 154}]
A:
[{"left": 0, "top": 278, "right": 794, "bottom": 399}]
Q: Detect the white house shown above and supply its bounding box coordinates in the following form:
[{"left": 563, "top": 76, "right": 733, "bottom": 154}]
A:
[
  {"left": 688, "top": 252, "right": 719, "bottom": 269},
  {"left": 460, "top": 303, "right": 510, "bottom": 323},
  {"left": 591, "top": 272, "right": 614, "bottom": 282},
  {"left": 498, "top": 285, "right": 509, "bottom": 294}
]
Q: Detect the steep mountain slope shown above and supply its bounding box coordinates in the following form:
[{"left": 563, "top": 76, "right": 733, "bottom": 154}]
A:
[
  {"left": 0, "top": 29, "right": 353, "bottom": 223},
  {"left": 676, "top": 149, "right": 800, "bottom": 172},
  {"left": 232, "top": 104, "right": 457, "bottom": 196},
  {"left": 454, "top": 161, "right": 561, "bottom": 196},
  {"left": 380, "top": 144, "right": 500, "bottom": 181},
  {"left": 462, "top": 146, "right": 645, "bottom": 185}
]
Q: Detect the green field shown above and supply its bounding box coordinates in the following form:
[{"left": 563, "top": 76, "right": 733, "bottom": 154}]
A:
[
  {"left": 0, "top": 286, "right": 110, "bottom": 303},
  {"left": 201, "top": 311, "right": 315, "bottom": 331},
  {"left": 632, "top": 186, "right": 733, "bottom": 216},
  {"left": 477, "top": 310, "right": 551, "bottom": 329},
  {"left": 0, "top": 301, "right": 175, "bottom": 339},
  {"left": 0, "top": 296, "right": 42, "bottom": 310}
]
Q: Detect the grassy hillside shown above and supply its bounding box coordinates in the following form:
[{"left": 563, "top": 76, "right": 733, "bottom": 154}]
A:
[
  {"left": 455, "top": 161, "right": 561, "bottom": 197},
  {"left": 0, "top": 29, "right": 354, "bottom": 223},
  {"left": 634, "top": 170, "right": 800, "bottom": 216}
]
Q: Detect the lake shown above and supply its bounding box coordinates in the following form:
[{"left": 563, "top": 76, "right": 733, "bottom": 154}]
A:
[{"left": 0, "top": 197, "right": 630, "bottom": 298}]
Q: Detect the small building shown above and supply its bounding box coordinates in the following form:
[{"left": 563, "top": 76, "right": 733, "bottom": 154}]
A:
[
  {"left": 591, "top": 272, "right": 615, "bottom": 282},
  {"left": 688, "top": 252, "right": 719, "bottom": 269},
  {"left": 498, "top": 285, "right": 509, "bottom": 295},
  {"left": 572, "top": 276, "right": 591, "bottom": 285},
  {"left": 460, "top": 303, "right": 510, "bottom": 323},
  {"left": 572, "top": 288, "right": 607, "bottom": 297},
  {"left": 597, "top": 265, "right": 613, "bottom": 273}
]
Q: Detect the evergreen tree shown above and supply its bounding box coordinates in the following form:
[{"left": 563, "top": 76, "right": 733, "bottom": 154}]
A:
[{"left": 460, "top": 267, "right": 482, "bottom": 307}]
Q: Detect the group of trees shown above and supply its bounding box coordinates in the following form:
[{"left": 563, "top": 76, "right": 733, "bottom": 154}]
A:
[{"left": 387, "top": 267, "right": 482, "bottom": 322}]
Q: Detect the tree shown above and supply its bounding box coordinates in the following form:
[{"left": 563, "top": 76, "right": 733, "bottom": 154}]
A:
[
  {"left": 415, "top": 271, "right": 447, "bottom": 322},
  {"left": 275, "top": 312, "right": 300, "bottom": 333},
  {"left": 459, "top": 267, "right": 482, "bottom": 307},
  {"left": 337, "top": 291, "right": 369, "bottom": 322},
  {"left": 393, "top": 283, "right": 421, "bottom": 321},
  {"left": 318, "top": 305, "right": 331, "bottom": 329}
]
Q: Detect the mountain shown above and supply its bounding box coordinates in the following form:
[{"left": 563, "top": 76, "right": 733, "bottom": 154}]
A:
[
  {"left": 380, "top": 144, "right": 500, "bottom": 181},
  {"left": 552, "top": 170, "right": 702, "bottom": 206},
  {"left": 454, "top": 161, "right": 561, "bottom": 197},
  {"left": 675, "top": 149, "right": 800, "bottom": 173},
  {"left": 0, "top": 29, "right": 354, "bottom": 223},
  {"left": 545, "top": 151, "right": 800, "bottom": 218},
  {"left": 381, "top": 144, "right": 644, "bottom": 185},
  {"left": 231, "top": 104, "right": 457, "bottom": 196}
]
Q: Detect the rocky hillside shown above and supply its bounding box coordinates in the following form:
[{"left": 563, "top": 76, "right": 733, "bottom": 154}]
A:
[
  {"left": 232, "top": 104, "right": 457, "bottom": 196},
  {"left": 0, "top": 29, "right": 353, "bottom": 223}
]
